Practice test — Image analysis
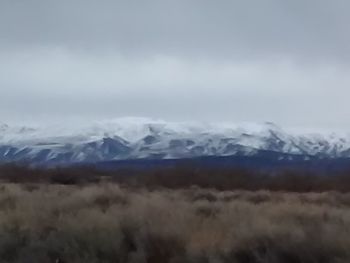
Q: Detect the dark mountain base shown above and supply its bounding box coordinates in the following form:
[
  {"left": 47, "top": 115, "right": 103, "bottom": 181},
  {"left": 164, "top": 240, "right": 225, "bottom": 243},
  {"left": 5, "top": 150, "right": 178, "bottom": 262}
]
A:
[{"left": 95, "top": 152, "right": 350, "bottom": 174}]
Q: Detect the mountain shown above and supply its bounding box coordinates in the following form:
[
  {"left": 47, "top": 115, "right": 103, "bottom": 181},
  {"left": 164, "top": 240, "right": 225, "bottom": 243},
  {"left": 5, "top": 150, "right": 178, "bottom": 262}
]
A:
[{"left": 1, "top": 117, "right": 350, "bottom": 165}]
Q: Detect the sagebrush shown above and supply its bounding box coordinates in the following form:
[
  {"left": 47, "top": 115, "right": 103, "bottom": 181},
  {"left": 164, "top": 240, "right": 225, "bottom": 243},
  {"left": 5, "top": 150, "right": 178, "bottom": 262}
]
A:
[{"left": 0, "top": 184, "right": 349, "bottom": 262}]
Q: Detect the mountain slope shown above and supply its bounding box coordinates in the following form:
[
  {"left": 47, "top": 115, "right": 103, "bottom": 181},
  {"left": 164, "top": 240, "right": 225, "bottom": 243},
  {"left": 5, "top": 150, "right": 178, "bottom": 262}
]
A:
[{"left": 1, "top": 118, "right": 350, "bottom": 164}]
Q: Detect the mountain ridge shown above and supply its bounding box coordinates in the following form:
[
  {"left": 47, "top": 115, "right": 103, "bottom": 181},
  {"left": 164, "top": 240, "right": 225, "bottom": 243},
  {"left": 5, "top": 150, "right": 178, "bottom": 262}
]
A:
[{"left": 1, "top": 118, "right": 350, "bottom": 164}]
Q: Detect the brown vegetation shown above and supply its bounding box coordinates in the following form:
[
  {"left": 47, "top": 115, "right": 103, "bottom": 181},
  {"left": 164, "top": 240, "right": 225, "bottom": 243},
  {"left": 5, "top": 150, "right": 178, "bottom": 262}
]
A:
[
  {"left": 0, "top": 183, "right": 347, "bottom": 262},
  {"left": 0, "top": 164, "right": 350, "bottom": 262},
  {"left": 1, "top": 163, "right": 350, "bottom": 192}
]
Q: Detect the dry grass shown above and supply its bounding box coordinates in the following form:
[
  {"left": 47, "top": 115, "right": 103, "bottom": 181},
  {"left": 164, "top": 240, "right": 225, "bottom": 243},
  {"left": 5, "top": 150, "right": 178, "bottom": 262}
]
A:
[{"left": 0, "top": 184, "right": 347, "bottom": 262}]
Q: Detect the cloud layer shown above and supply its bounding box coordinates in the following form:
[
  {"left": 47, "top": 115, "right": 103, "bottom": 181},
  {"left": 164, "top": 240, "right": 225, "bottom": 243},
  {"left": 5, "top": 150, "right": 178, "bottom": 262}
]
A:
[{"left": 1, "top": 0, "right": 350, "bottom": 128}]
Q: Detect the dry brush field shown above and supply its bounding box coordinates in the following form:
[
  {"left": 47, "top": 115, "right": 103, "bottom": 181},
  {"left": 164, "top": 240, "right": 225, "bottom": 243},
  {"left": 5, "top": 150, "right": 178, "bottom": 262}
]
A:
[{"left": 0, "top": 183, "right": 349, "bottom": 263}]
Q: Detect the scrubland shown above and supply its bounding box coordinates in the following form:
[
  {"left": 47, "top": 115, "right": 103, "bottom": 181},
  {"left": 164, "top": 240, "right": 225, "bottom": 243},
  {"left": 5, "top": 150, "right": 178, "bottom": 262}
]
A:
[{"left": 0, "top": 183, "right": 349, "bottom": 262}]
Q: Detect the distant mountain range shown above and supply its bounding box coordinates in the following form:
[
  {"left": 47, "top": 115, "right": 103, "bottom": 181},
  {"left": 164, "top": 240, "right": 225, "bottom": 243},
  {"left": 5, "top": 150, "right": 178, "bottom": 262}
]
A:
[{"left": 1, "top": 118, "right": 350, "bottom": 168}]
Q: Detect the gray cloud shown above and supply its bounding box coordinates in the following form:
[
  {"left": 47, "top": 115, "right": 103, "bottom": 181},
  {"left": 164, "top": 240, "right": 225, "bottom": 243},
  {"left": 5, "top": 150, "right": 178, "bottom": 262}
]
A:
[
  {"left": 1, "top": 0, "right": 350, "bottom": 62},
  {"left": 0, "top": 0, "right": 350, "bottom": 129}
]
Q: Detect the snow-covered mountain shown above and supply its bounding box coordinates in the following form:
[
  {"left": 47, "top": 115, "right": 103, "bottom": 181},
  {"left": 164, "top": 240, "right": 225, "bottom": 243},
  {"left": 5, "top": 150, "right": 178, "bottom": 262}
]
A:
[{"left": 1, "top": 117, "right": 350, "bottom": 164}]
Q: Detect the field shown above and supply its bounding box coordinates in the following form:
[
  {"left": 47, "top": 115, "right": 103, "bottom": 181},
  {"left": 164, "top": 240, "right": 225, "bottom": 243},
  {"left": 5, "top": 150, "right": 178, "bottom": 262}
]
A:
[{"left": 0, "top": 182, "right": 349, "bottom": 263}]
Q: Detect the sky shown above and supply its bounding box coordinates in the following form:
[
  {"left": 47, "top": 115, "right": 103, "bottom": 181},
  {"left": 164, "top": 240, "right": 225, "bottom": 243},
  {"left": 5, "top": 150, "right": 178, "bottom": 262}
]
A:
[{"left": 1, "top": 0, "right": 350, "bottom": 129}]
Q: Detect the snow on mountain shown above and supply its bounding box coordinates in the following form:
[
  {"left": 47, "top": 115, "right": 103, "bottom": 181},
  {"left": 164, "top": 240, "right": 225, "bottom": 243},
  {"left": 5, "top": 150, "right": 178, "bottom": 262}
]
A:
[{"left": 1, "top": 117, "right": 350, "bottom": 164}]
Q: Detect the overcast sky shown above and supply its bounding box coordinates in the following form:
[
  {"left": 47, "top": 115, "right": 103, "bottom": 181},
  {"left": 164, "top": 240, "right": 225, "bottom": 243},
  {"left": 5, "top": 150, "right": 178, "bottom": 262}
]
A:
[{"left": 1, "top": 0, "right": 350, "bottom": 129}]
